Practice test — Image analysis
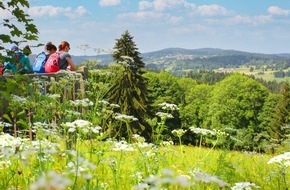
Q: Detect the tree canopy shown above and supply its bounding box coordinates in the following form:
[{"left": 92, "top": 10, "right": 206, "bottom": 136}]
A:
[{"left": 0, "top": 0, "right": 38, "bottom": 52}]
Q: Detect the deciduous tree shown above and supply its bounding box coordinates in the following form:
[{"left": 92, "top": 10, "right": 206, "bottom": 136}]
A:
[{"left": 0, "top": 0, "right": 38, "bottom": 52}]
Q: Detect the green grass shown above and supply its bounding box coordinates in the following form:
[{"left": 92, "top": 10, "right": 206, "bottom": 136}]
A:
[{"left": 1, "top": 133, "right": 289, "bottom": 190}]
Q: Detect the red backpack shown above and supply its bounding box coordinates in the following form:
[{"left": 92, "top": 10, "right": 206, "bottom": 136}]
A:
[{"left": 44, "top": 52, "right": 62, "bottom": 73}]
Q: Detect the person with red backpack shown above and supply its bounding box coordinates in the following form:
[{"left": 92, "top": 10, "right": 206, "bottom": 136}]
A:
[{"left": 44, "top": 41, "right": 76, "bottom": 73}]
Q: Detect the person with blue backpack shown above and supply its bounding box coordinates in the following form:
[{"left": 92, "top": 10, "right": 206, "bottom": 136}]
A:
[
  {"left": 32, "top": 42, "right": 57, "bottom": 73},
  {"left": 3, "top": 45, "right": 33, "bottom": 75}
]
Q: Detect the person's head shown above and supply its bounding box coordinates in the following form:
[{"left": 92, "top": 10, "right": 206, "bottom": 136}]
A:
[
  {"left": 58, "top": 41, "right": 70, "bottom": 52},
  {"left": 11, "top": 45, "right": 19, "bottom": 52},
  {"left": 23, "top": 45, "right": 32, "bottom": 56},
  {"left": 45, "top": 42, "right": 57, "bottom": 54}
]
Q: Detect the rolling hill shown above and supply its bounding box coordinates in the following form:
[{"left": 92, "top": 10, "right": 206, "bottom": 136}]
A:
[{"left": 30, "top": 48, "right": 290, "bottom": 75}]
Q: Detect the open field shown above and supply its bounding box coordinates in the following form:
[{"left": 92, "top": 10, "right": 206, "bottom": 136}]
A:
[
  {"left": 232, "top": 66, "right": 290, "bottom": 82},
  {"left": 1, "top": 130, "right": 289, "bottom": 190}
]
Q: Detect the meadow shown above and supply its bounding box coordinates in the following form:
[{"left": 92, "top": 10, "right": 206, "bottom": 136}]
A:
[
  {"left": 0, "top": 71, "right": 289, "bottom": 190},
  {"left": 233, "top": 66, "right": 290, "bottom": 82},
  {"left": 1, "top": 125, "right": 289, "bottom": 190}
]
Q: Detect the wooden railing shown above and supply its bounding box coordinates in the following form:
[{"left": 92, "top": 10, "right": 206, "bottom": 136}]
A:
[{"left": 0, "top": 66, "right": 88, "bottom": 138}]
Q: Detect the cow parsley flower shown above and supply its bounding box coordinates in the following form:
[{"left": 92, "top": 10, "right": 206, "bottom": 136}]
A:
[
  {"left": 111, "top": 140, "right": 135, "bottom": 152},
  {"left": 114, "top": 113, "right": 138, "bottom": 122},
  {"left": 190, "top": 127, "right": 216, "bottom": 136},
  {"left": 267, "top": 152, "right": 290, "bottom": 167},
  {"left": 191, "top": 170, "right": 229, "bottom": 188},
  {"left": 158, "top": 102, "right": 179, "bottom": 111},
  {"left": 231, "top": 182, "right": 260, "bottom": 190},
  {"left": 172, "top": 129, "right": 187, "bottom": 138},
  {"left": 156, "top": 112, "right": 174, "bottom": 119},
  {"left": 30, "top": 170, "right": 71, "bottom": 190}
]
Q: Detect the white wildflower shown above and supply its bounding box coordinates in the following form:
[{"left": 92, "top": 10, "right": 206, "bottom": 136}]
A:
[
  {"left": 158, "top": 102, "right": 179, "bottom": 111},
  {"left": 0, "top": 160, "right": 11, "bottom": 169},
  {"left": 190, "top": 127, "right": 216, "bottom": 136},
  {"left": 110, "top": 103, "right": 120, "bottom": 108},
  {"left": 46, "top": 93, "right": 61, "bottom": 99},
  {"left": 98, "top": 100, "right": 110, "bottom": 105},
  {"left": 160, "top": 141, "right": 174, "bottom": 146},
  {"left": 66, "top": 156, "right": 96, "bottom": 178},
  {"left": 30, "top": 170, "right": 71, "bottom": 190},
  {"left": 172, "top": 129, "right": 187, "bottom": 138},
  {"left": 114, "top": 113, "right": 138, "bottom": 122},
  {"left": 11, "top": 94, "right": 27, "bottom": 105},
  {"left": 70, "top": 98, "right": 94, "bottom": 107},
  {"left": 156, "top": 112, "right": 174, "bottom": 119},
  {"left": 192, "top": 171, "right": 229, "bottom": 188},
  {"left": 132, "top": 134, "right": 145, "bottom": 143},
  {"left": 231, "top": 182, "right": 260, "bottom": 190},
  {"left": 111, "top": 140, "right": 135, "bottom": 152},
  {"left": 267, "top": 152, "right": 290, "bottom": 167}
]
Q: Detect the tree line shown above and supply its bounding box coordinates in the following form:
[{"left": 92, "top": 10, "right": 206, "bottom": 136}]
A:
[{"left": 82, "top": 30, "right": 290, "bottom": 153}]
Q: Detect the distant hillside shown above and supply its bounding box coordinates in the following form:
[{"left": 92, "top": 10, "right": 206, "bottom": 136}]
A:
[
  {"left": 141, "top": 48, "right": 290, "bottom": 73},
  {"left": 29, "top": 48, "right": 290, "bottom": 74}
]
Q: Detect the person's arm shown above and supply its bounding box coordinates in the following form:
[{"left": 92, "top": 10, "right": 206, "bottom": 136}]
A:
[{"left": 66, "top": 57, "right": 76, "bottom": 71}]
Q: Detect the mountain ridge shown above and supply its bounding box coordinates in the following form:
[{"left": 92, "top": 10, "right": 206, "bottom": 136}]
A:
[{"left": 29, "top": 48, "right": 290, "bottom": 72}]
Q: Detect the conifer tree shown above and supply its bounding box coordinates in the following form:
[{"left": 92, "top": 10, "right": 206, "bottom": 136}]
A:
[
  {"left": 106, "top": 30, "right": 151, "bottom": 139},
  {"left": 113, "top": 30, "right": 144, "bottom": 72},
  {"left": 269, "top": 81, "right": 290, "bottom": 144}
]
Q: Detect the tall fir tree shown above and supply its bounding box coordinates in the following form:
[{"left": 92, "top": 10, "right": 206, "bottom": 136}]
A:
[
  {"left": 113, "top": 30, "right": 144, "bottom": 72},
  {"left": 106, "top": 30, "right": 151, "bottom": 140},
  {"left": 269, "top": 81, "right": 290, "bottom": 144}
]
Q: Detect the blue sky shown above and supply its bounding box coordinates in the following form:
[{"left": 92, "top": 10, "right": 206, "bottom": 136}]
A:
[{"left": 2, "top": 0, "right": 290, "bottom": 55}]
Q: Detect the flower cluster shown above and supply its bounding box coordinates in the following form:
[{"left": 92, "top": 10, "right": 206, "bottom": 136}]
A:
[
  {"left": 63, "top": 119, "right": 102, "bottom": 134},
  {"left": 30, "top": 170, "right": 71, "bottom": 190},
  {"left": 111, "top": 140, "right": 135, "bottom": 152},
  {"left": 134, "top": 168, "right": 192, "bottom": 189},
  {"left": 156, "top": 112, "right": 174, "bottom": 119},
  {"left": 66, "top": 156, "right": 96, "bottom": 180},
  {"left": 192, "top": 170, "right": 229, "bottom": 188},
  {"left": 231, "top": 182, "right": 260, "bottom": 190},
  {"left": 70, "top": 98, "right": 94, "bottom": 107},
  {"left": 172, "top": 129, "right": 187, "bottom": 138},
  {"left": 190, "top": 127, "right": 216, "bottom": 136},
  {"left": 267, "top": 151, "right": 290, "bottom": 167},
  {"left": 114, "top": 113, "right": 138, "bottom": 122},
  {"left": 158, "top": 102, "right": 179, "bottom": 111}
]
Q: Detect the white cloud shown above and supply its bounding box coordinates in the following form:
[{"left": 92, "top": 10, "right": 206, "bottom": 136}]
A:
[
  {"left": 139, "top": 0, "right": 190, "bottom": 12},
  {"left": 168, "top": 16, "right": 183, "bottom": 24},
  {"left": 267, "top": 6, "right": 289, "bottom": 16},
  {"left": 118, "top": 11, "right": 164, "bottom": 21},
  {"left": 169, "top": 24, "right": 207, "bottom": 35},
  {"left": 153, "top": 0, "right": 185, "bottom": 11},
  {"left": 28, "top": 5, "right": 87, "bottom": 19},
  {"left": 207, "top": 15, "right": 272, "bottom": 25},
  {"left": 139, "top": 1, "right": 153, "bottom": 11},
  {"left": 197, "top": 4, "right": 231, "bottom": 16},
  {"left": 99, "top": 0, "right": 121, "bottom": 7},
  {"left": 65, "top": 6, "right": 87, "bottom": 19},
  {"left": 184, "top": 2, "right": 196, "bottom": 10}
]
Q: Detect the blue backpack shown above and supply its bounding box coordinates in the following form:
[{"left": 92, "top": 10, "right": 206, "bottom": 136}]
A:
[{"left": 33, "top": 52, "right": 48, "bottom": 73}]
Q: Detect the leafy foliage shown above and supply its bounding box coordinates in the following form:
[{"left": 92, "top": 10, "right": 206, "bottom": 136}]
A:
[
  {"left": 0, "top": 0, "right": 38, "bottom": 50},
  {"left": 269, "top": 81, "right": 290, "bottom": 144}
]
